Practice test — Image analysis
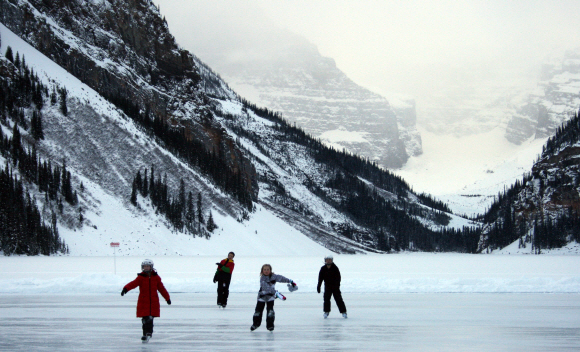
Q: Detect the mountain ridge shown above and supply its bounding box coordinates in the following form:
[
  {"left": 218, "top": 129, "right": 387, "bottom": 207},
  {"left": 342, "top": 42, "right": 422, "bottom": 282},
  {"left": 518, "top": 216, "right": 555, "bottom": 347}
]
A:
[{"left": 1, "top": 0, "right": 473, "bottom": 255}]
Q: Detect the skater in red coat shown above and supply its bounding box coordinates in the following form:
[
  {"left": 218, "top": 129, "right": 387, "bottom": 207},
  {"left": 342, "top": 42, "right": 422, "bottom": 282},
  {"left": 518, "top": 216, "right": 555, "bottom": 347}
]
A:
[{"left": 121, "top": 259, "right": 171, "bottom": 343}]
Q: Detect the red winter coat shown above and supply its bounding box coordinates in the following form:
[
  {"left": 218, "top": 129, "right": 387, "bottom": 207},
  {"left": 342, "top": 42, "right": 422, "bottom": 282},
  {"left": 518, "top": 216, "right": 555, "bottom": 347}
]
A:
[{"left": 124, "top": 271, "right": 170, "bottom": 317}]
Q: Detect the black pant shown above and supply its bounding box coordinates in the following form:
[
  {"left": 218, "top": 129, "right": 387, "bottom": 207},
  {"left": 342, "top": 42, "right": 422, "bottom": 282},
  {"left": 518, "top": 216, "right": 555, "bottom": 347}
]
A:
[
  {"left": 141, "top": 316, "right": 154, "bottom": 336},
  {"left": 324, "top": 287, "right": 347, "bottom": 313},
  {"left": 217, "top": 278, "right": 231, "bottom": 306},
  {"left": 253, "top": 300, "right": 275, "bottom": 328}
]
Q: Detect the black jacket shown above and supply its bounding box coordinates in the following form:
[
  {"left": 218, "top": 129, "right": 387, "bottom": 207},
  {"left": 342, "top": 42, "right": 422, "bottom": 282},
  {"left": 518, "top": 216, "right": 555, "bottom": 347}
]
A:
[{"left": 317, "top": 263, "right": 341, "bottom": 289}]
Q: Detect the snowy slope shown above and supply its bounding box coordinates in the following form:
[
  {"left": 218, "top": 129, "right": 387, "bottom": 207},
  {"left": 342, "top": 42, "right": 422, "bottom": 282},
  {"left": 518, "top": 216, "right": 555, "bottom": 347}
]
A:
[
  {"left": 396, "top": 125, "right": 548, "bottom": 216},
  {"left": 0, "top": 23, "right": 328, "bottom": 256}
]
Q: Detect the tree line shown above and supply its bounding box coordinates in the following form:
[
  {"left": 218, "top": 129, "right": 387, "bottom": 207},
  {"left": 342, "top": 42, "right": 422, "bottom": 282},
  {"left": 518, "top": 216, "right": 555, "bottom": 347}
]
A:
[
  {"left": 231, "top": 100, "right": 479, "bottom": 252},
  {"left": 103, "top": 92, "right": 253, "bottom": 210},
  {"left": 475, "top": 111, "right": 580, "bottom": 252},
  {"left": 542, "top": 112, "right": 580, "bottom": 158},
  {"left": 0, "top": 162, "right": 68, "bottom": 255},
  {"left": 0, "top": 47, "right": 70, "bottom": 255},
  {"left": 130, "top": 166, "right": 218, "bottom": 237}
]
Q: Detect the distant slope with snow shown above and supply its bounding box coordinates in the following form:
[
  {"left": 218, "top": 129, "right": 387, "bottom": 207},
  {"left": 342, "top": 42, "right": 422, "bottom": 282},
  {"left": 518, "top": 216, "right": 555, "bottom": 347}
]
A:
[
  {"left": 1, "top": 0, "right": 464, "bottom": 256},
  {"left": 0, "top": 23, "right": 329, "bottom": 256}
]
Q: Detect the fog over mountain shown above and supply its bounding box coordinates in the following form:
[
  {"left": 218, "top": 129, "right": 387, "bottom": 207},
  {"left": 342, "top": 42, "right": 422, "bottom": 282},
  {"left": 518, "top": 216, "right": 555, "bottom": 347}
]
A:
[
  {"left": 155, "top": 1, "right": 580, "bottom": 195},
  {"left": 155, "top": 1, "right": 421, "bottom": 169}
]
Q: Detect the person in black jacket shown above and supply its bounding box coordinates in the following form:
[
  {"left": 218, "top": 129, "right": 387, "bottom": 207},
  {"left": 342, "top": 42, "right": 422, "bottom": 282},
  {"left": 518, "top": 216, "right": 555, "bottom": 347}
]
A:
[
  {"left": 317, "top": 255, "right": 347, "bottom": 318},
  {"left": 213, "top": 252, "right": 235, "bottom": 308}
]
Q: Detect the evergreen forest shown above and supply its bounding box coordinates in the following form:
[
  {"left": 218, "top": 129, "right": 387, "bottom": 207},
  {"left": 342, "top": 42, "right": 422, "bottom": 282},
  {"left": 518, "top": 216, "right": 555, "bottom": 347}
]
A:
[{"left": 0, "top": 47, "right": 69, "bottom": 255}]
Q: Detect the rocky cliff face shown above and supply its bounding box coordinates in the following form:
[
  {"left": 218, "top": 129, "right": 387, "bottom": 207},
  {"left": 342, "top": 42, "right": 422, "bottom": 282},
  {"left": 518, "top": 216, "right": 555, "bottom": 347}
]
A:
[
  {"left": 506, "top": 49, "right": 580, "bottom": 145},
  {"left": 198, "top": 35, "right": 421, "bottom": 169},
  {"left": 0, "top": 0, "right": 257, "bottom": 197},
  {"left": 389, "top": 96, "right": 423, "bottom": 158},
  {"left": 477, "top": 115, "right": 580, "bottom": 252},
  {"left": 519, "top": 145, "right": 580, "bottom": 215}
]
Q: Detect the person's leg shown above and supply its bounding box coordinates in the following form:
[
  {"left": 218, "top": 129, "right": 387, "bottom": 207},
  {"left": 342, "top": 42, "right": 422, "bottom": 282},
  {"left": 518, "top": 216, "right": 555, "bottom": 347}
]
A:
[
  {"left": 217, "top": 279, "right": 224, "bottom": 305},
  {"left": 252, "top": 301, "right": 266, "bottom": 328},
  {"left": 323, "top": 287, "right": 332, "bottom": 313},
  {"left": 141, "top": 316, "right": 154, "bottom": 336},
  {"left": 222, "top": 278, "right": 231, "bottom": 306},
  {"left": 333, "top": 288, "right": 347, "bottom": 314},
  {"left": 265, "top": 300, "right": 275, "bottom": 330}
]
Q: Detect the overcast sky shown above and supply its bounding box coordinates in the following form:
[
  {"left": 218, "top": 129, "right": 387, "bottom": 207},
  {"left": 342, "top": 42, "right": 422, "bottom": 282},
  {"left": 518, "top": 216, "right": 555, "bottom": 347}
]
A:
[{"left": 154, "top": 0, "right": 580, "bottom": 105}]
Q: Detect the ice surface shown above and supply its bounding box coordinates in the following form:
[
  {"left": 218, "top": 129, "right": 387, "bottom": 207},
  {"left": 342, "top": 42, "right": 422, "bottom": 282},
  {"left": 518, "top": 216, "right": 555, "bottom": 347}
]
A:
[
  {"left": 1, "top": 255, "right": 580, "bottom": 350},
  {"left": 1, "top": 293, "right": 579, "bottom": 351}
]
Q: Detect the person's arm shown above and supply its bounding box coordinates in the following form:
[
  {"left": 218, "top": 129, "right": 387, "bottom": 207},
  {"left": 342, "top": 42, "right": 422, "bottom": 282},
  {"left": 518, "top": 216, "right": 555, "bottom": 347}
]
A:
[
  {"left": 157, "top": 277, "right": 171, "bottom": 304},
  {"left": 124, "top": 276, "right": 141, "bottom": 292},
  {"left": 220, "top": 260, "right": 234, "bottom": 274},
  {"left": 317, "top": 267, "right": 323, "bottom": 293},
  {"left": 273, "top": 274, "right": 292, "bottom": 284}
]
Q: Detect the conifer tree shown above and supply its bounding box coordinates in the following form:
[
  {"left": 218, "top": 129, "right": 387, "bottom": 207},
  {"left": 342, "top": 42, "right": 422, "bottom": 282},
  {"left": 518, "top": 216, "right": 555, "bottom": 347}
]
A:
[
  {"left": 143, "top": 169, "right": 148, "bottom": 197},
  {"left": 130, "top": 179, "right": 138, "bottom": 206},
  {"left": 50, "top": 87, "right": 57, "bottom": 105},
  {"left": 186, "top": 191, "right": 196, "bottom": 235},
  {"left": 11, "top": 123, "right": 22, "bottom": 164},
  {"left": 135, "top": 170, "right": 143, "bottom": 195},
  {"left": 30, "top": 110, "right": 44, "bottom": 140},
  {"left": 206, "top": 210, "right": 218, "bottom": 232},
  {"left": 59, "top": 88, "right": 68, "bottom": 116},
  {"left": 14, "top": 52, "right": 20, "bottom": 69},
  {"left": 197, "top": 192, "right": 204, "bottom": 228},
  {"left": 5, "top": 46, "right": 14, "bottom": 63}
]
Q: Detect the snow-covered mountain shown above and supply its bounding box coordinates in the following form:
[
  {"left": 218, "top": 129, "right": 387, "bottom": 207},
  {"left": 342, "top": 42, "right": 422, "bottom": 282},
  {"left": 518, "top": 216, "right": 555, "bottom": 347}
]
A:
[
  {"left": 173, "top": 18, "right": 421, "bottom": 169},
  {"left": 399, "top": 50, "right": 580, "bottom": 219},
  {"left": 0, "top": 0, "right": 469, "bottom": 256},
  {"left": 506, "top": 48, "right": 580, "bottom": 144},
  {"left": 477, "top": 113, "right": 580, "bottom": 253}
]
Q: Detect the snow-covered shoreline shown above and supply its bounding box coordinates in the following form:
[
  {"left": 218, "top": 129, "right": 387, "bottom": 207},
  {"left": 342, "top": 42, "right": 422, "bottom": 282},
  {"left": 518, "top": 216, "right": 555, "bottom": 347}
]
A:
[{"left": 2, "top": 254, "right": 579, "bottom": 294}]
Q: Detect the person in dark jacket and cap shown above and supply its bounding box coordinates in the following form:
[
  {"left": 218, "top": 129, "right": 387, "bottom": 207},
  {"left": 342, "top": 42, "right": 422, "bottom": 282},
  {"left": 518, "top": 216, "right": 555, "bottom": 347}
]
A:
[
  {"left": 317, "top": 254, "right": 347, "bottom": 318},
  {"left": 214, "top": 251, "right": 235, "bottom": 308}
]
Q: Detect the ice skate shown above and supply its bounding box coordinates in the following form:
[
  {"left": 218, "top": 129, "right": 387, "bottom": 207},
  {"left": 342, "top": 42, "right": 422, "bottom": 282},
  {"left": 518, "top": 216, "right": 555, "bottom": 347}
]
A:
[
  {"left": 141, "top": 333, "right": 151, "bottom": 343},
  {"left": 323, "top": 312, "right": 329, "bottom": 319},
  {"left": 250, "top": 325, "right": 258, "bottom": 331},
  {"left": 342, "top": 313, "right": 348, "bottom": 319}
]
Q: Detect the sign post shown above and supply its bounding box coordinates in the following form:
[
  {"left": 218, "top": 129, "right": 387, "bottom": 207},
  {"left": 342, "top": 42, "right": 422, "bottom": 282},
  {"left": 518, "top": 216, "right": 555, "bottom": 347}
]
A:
[{"left": 110, "top": 242, "right": 120, "bottom": 274}]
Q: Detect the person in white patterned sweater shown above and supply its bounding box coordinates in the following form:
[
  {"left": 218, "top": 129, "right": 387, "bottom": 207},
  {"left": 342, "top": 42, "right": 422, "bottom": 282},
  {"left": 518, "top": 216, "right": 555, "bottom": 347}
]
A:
[{"left": 250, "top": 264, "right": 297, "bottom": 332}]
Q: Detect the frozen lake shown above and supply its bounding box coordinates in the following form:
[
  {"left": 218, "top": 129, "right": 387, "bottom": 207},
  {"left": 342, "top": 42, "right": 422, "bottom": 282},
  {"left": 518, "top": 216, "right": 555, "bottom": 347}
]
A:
[
  {"left": 1, "top": 254, "right": 579, "bottom": 350},
  {"left": 1, "top": 293, "right": 579, "bottom": 351}
]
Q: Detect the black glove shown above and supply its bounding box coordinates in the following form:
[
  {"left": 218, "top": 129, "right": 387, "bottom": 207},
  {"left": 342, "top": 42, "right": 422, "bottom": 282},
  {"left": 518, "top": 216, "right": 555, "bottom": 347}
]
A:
[
  {"left": 213, "top": 278, "right": 217, "bottom": 283},
  {"left": 167, "top": 299, "right": 171, "bottom": 305},
  {"left": 121, "top": 288, "right": 128, "bottom": 296},
  {"left": 317, "top": 286, "right": 321, "bottom": 294},
  {"left": 216, "top": 262, "right": 223, "bottom": 268}
]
